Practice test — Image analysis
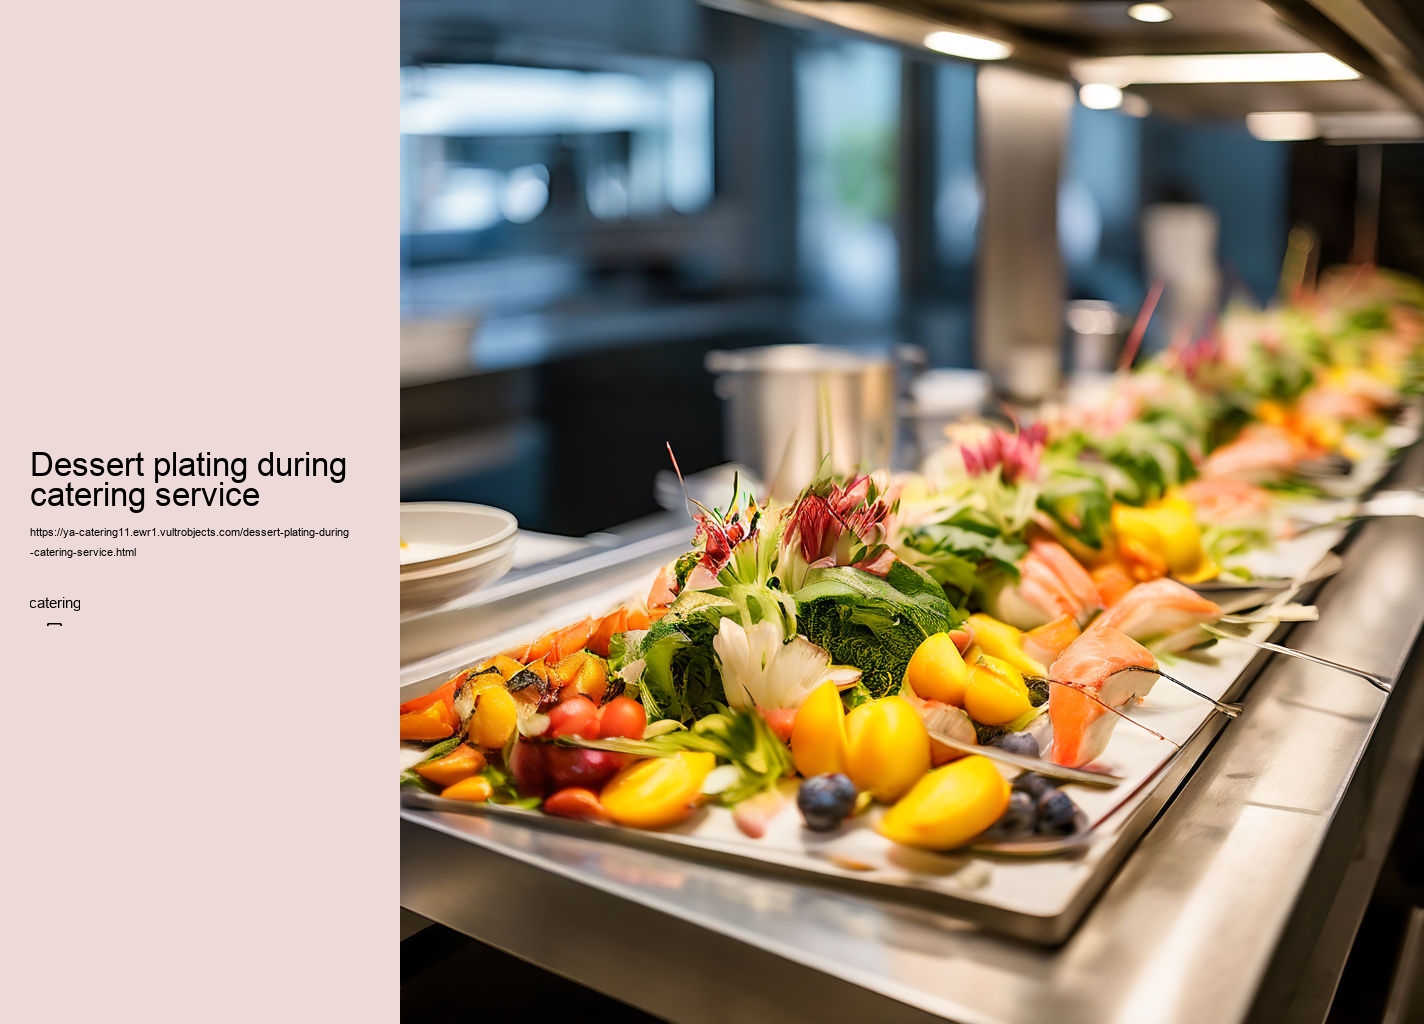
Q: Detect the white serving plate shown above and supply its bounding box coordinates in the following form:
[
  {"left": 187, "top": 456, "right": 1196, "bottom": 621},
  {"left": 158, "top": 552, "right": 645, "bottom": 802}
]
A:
[
  {"left": 400, "top": 503, "right": 518, "bottom": 615},
  {"left": 400, "top": 502, "right": 517, "bottom": 571}
]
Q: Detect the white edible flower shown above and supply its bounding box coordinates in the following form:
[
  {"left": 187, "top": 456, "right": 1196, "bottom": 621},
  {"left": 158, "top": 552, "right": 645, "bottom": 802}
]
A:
[{"left": 712, "top": 618, "right": 859, "bottom": 712}]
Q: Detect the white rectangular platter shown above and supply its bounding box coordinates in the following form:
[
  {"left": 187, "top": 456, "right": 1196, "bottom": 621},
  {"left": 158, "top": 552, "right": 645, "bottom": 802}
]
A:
[{"left": 400, "top": 417, "right": 1420, "bottom": 944}]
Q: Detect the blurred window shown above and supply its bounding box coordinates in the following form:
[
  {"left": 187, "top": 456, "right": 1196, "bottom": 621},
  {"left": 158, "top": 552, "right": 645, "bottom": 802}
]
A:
[
  {"left": 400, "top": 62, "right": 713, "bottom": 245},
  {"left": 1060, "top": 105, "right": 1147, "bottom": 318},
  {"left": 932, "top": 61, "right": 979, "bottom": 276},
  {"left": 795, "top": 39, "right": 901, "bottom": 316}
]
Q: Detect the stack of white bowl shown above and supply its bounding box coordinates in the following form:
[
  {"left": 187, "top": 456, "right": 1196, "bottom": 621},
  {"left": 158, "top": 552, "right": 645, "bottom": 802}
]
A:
[{"left": 400, "top": 503, "right": 518, "bottom": 616}]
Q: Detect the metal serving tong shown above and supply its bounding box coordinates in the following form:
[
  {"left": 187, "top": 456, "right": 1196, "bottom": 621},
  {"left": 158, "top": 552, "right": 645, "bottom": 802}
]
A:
[
  {"left": 1288, "top": 490, "right": 1424, "bottom": 536},
  {"left": 1188, "top": 552, "right": 1344, "bottom": 596},
  {"left": 1202, "top": 622, "right": 1393, "bottom": 693}
]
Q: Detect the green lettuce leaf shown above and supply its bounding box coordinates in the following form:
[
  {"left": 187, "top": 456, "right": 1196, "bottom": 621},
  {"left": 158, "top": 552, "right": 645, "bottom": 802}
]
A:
[
  {"left": 897, "top": 514, "right": 1028, "bottom": 608},
  {"left": 794, "top": 561, "right": 960, "bottom": 700}
]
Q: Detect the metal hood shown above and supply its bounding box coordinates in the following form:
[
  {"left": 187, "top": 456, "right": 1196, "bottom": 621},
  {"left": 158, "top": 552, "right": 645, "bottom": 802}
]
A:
[{"left": 699, "top": 0, "right": 1424, "bottom": 138}]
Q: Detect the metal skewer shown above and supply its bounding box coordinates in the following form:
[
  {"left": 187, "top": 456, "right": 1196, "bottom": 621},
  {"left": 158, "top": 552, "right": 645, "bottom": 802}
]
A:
[
  {"left": 1123, "top": 666, "right": 1242, "bottom": 718},
  {"left": 926, "top": 729, "right": 1123, "bottom": 789},
  {"left": 1202, "top": 623, "right": 1392, "bottom": 693}
]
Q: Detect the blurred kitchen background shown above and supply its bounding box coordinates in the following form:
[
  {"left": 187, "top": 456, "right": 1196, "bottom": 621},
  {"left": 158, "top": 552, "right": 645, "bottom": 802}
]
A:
[{"left": 399, "top": 0, "right": 1424, "bottom": 537}]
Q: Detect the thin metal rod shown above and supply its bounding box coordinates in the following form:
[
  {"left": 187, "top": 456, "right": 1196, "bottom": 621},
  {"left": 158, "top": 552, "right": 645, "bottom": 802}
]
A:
[
  {"left": 1190, "top": 551, "right": 1343, "bottom": 592},
  {"left": 1288, "top": 512, "right": 1417, "bottom": 536},
  {"left": 1203, "top": 624, "right": 1392, "bottom": 692},
  {"left": 925, "top": 729, "right": 1122, "bottom": 789},
  {"left": 1124, "top": 666, "right": 1242, "bottom": 718}
]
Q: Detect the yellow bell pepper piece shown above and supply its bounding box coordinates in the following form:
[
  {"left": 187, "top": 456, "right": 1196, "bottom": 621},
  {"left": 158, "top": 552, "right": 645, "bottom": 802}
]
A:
[
  {"left": 877, "top": 755, "right": 1011, "bottom": 850},
  {"left": 965, "top": 614, "right": 1047, "bottom": 679},
  {"left": 844, "top": 696, "right": 932, "bottom": 803},
  {"left": 600, "top": 752, "right": 716, "bottom": 829},
  {"left": 468, "top": 687, "right": 519, "bottom": 750},
  {"left": 963, "top": 657, "right": 1032, "bottom": 726},
  {"left": 904, "top": 633, "right": 970, "bottom": 705},
  {"left": 791, "top": 681, "right": 850, "bottom": 778},
  {"left": 1111, "top": 495, "right": 1218, "bottom": 584},
  {"left": 414, "top": 744, "right": 488, "bottom": 788},
  {"left": 440, "top": 775, "right": 494, "bottom": 803}
]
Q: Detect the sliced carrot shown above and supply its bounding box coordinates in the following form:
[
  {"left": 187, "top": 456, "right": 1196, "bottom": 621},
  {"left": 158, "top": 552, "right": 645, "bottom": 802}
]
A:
[
  {"left": 587, "top": 607, "right": 629, "bottom": 658},
  {"left": 441, "top": 776, "right": 493, "bottom": 803},
  {"left": 548, "top": 617, "right": 597, "bottom": 663},
  {"left": 399, "top": 677, "right": 459, "bottom": 716},
  {"left": 647, "top": 562, "right": 678, "bottom": 609},
  {"left": 543, "top": 787, "right": 610, "bottom": 823},
  {"left": 623, "top": 603, "right": 651, "bottom": 631},
  {"left": 504, "top": 617, "right": 591, "bottom": 666},
  {"left": 500, "top": 631, "right": 554, "bottom": 663}
]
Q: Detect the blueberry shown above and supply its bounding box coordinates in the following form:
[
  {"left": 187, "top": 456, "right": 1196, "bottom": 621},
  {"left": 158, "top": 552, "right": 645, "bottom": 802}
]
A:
[
  {"left": 1036, "top": 790, "right": 1078, "bottom": 835},
  {"left": 1013, "top": 772, "right": 1055, "bottom": 800},
  {"left": 797, "top": 773, "right": 858, "bottom": 832},
  {"left": 997, "top": 790, "right": 1037, "bottom": 835},
  {"left": 989, "top": 731, "right": 1040, "bottom": 758}
]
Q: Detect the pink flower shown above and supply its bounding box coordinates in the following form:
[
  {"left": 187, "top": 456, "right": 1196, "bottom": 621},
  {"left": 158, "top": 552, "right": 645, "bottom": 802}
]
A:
[
  {"left": 1176, "top": 335, "right": 1221, "bottom": 382},
  {"left": 788, "top": 475, "right": 892, "bottom": 569},
  {"left": 958, "top": 424, "right": 1046, "bottom": 485},
  {"left": 692, "top": 502, "right": 759, "bottom": 578}
]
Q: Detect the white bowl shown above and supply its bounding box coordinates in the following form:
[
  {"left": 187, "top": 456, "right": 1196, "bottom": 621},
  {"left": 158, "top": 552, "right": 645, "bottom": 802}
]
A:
[{"left": 400, "top": 503, "right": 518, "bottom": 614}]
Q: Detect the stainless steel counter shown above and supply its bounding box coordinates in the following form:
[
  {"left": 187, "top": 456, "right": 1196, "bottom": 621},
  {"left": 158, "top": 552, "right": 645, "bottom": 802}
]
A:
[{"left": 401, "top": 445, "right": 1424, "bottom": 1024}]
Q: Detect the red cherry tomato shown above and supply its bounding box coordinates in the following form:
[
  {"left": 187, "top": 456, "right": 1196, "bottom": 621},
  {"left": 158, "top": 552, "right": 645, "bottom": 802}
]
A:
[
  {"left": 598, "top": 696, "right": 647, "bottom": 740},
  {"left": 762, "top": 707, "right": 797, "bottom": 743},
  {"left": 546, "top": 696, "right": 600, "bottom": 739},
  {"left": 543, "top": 747, "right": 627, "bottom": 790}
]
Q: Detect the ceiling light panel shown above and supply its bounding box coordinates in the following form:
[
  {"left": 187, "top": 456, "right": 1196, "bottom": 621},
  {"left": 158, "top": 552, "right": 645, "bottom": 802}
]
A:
[
  {"left": 924, "top": 30, "right": 1013, "bottom": 61},
  {"left": 1127, "top": 4, "right": 1174, "bottom": 23},
  {"left": 1074, "top": 52, "right": 1360, "bottom": 87}
]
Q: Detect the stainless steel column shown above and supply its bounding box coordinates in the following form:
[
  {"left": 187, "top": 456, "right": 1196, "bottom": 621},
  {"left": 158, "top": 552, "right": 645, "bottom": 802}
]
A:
[{"left": 974, "top": 66, "right": 1073, "bottom": 403}]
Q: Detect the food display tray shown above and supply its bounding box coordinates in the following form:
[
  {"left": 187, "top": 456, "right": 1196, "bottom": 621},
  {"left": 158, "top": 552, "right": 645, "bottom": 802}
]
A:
[{"left": 399, "top": 453, "right": 1413, "bottom": 945}]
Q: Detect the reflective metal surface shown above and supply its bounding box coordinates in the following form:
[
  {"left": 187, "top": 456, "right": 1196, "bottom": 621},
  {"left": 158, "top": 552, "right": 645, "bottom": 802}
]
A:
[
  {"left": 974, "top": 66, "right": 1071, "bottom": 404},
  {"left": 705, "top": 345, "right": 899, "bottom": 498},
  {"left": 402, "top": 445, "right": 1424, "bottom": 1024}
]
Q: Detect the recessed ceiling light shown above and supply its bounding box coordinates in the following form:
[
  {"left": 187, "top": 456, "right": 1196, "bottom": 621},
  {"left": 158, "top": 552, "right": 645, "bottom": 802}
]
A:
[
  {"left": 1074, "top": 52, "right": 1359, "bottom": 86},
  {"left": 924, "top": 30, "right": 1013, "bottom": 61},
  {"left": 1245, "top": 111, "right": 1319, "bottom": 141},
  {"left": 1127, "top": 3, "right": 1174, "bottom": 23},
  {"left": 1079, "top": 83, "right": 1125, "bottom": 110}
]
